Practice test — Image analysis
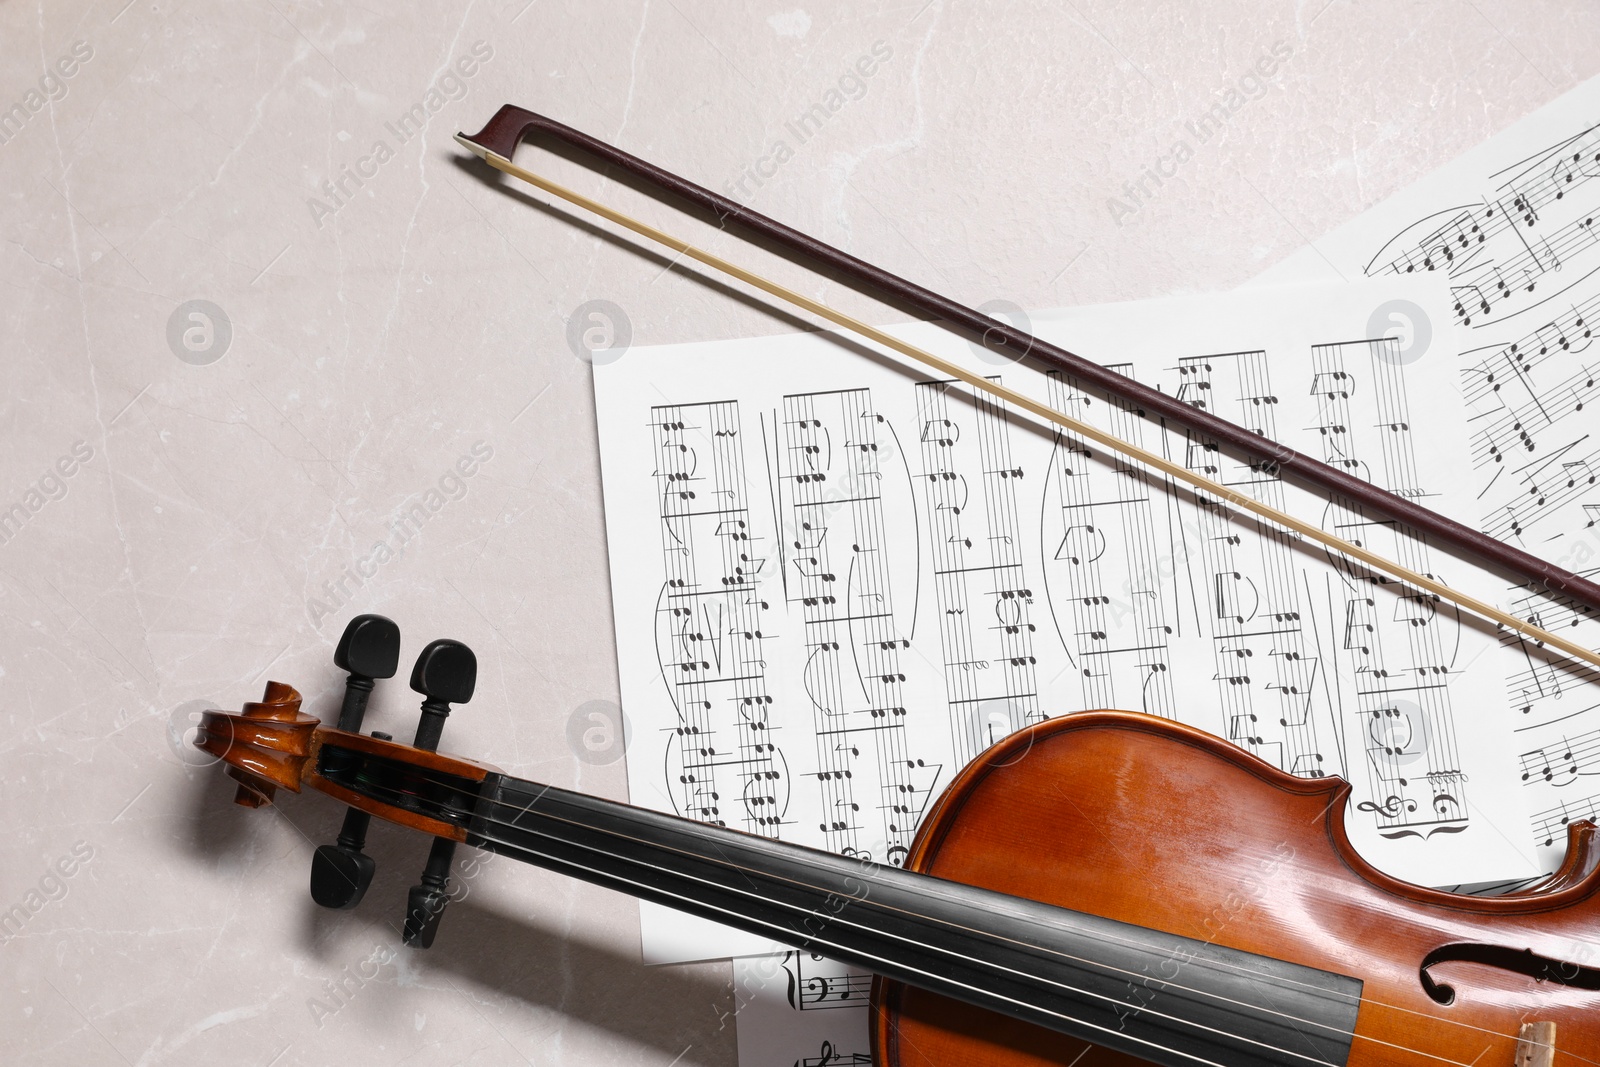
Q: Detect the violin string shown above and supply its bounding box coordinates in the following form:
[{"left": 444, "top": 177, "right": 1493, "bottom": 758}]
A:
[
  {"left": 465, "top": 782, "right": 1575, "bottom": 1067},
  {"left": 352, "top": 766, "right": 1359, "bottom": 1063},
  {"left": 453, "top": 779, "right": 1543, "bottom": 1067},
  {"left": 362, "top": 774, "right": 1347, "bottom": 1067},
  {"left": 460, "top": 780, "right": 1587, "bottom": 1067},
  {"left": 344, "top": 761, "right": 1533, "bottom": 1067}
]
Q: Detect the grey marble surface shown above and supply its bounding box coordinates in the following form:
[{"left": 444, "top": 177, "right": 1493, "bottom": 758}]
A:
[{"left": 2, "top": 1, "right": 1596, "bottom": 1064}]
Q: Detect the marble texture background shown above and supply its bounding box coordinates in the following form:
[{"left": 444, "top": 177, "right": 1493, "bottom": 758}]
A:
[{"left": 2, "top": 1, "right": 1597, "bottom": 1064}]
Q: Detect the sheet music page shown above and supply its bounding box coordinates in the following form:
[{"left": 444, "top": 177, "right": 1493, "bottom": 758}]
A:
[
  {"left": 1259, "top": 77, "right": 1600, "bottom": 870},
  {"left": 592, "top": 276, "right": 1539, "bottom": 967}
]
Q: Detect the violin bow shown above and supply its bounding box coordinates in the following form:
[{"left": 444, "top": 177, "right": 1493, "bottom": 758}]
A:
[{"left": 454, "top": 105, "right": 1600, "bottom": 674}]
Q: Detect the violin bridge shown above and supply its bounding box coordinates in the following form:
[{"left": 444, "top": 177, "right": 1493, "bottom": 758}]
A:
[{"left": 1516, "top": 1022, "right": 1556, "bottom": 1067}]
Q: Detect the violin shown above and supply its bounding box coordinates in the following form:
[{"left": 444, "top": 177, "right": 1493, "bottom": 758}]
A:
[{"left": 198, "top": 615, "right": 1600, "bottom": 1067}]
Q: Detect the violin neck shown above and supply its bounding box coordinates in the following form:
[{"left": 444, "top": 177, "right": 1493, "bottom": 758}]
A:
[{"left": 457, "top": 770, "right": 1362, "bottom": 1067}]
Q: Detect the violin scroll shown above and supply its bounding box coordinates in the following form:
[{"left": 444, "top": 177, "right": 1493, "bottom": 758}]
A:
[{"left": 195, "top": 680, "right": 317, "bottom": 807}]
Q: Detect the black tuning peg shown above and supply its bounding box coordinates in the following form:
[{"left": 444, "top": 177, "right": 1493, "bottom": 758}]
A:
[
  {"left": 310, "top": 615, "right": 401, "bottom": 911},
  {"left": 402, "top": 639, "right": 476, "bottom": 948},
  {"left": 408, "top": 638, "right": 476, "bottom": 752},
  {"left": 332, "top": 614, "right": 402, "bottom": 732}
]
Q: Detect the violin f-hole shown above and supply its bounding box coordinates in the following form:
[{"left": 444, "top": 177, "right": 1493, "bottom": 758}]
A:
[{"left": 1419, "top": 942, "right": 1600, "bottom": 1005}]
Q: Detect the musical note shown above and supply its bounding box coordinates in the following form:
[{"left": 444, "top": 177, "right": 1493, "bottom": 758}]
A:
[
  {"left": 917, "top": 376, "right": 1045, "bottom": 765},
  {"left": 1533, "top": 795, "right": 1600, "bottom": 849},
  {"left": 1310, "top": 339, "right": 1468, "bottom": 838},
  {"left": 782, "top": 953, "right": 875, "bottom": 1010},
  {"left": 784, "top": 388, "right": 938, "bottom": 863},
  {"left": 653, "top": 402, "right": 787, "bottom": 836},
  {"left": 1483, "top": 437, "right": 1600, "bottom": 542},
  {"left": 1311, "top": 370, "right": 1351, "bottom": 400},
  {"left": 796, "top": 1040, "right": 872, "bottom": 1067},
  {"left": 1165, "top": 350, "right": 1328, "bottom": 775},
  {"left": 1518, "top": 729, "right": 1598, "bottom": 788}
]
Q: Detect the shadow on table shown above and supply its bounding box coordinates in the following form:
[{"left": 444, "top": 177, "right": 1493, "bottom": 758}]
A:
[{"left": 178, "top": 760, "right": 733, "bottom": 1063}]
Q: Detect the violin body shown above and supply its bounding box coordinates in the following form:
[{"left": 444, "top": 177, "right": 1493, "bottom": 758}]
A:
[{"left": 873, "top": 712, "right": 1600, "bottom": 1067}]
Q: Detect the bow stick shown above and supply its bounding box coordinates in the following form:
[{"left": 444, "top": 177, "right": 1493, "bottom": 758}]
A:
[{"left": 456, "top": 106, "right": 1600, "bottom": 674}]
